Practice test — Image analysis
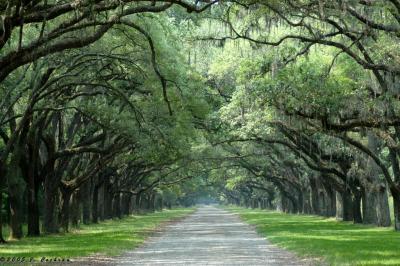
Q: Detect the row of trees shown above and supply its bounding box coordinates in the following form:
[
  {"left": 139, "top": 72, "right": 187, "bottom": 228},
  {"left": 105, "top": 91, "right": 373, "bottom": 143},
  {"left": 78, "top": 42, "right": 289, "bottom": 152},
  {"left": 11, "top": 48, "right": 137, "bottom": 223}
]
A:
[
  {"left": 2, "top": 0, "right": 400, "bottom": 245},
  {"left": 193, "top": 0, "right": 400, "bottom": 230},
  {"left": 0, "top": 0, "right": 217, "bottom": 242}
]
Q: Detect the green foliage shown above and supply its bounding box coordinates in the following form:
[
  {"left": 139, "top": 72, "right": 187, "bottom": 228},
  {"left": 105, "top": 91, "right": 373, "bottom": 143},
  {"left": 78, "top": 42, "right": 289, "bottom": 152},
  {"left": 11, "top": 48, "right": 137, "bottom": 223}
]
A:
[{"left": 2, "top": 0, "right": 400, "bottom": 251}]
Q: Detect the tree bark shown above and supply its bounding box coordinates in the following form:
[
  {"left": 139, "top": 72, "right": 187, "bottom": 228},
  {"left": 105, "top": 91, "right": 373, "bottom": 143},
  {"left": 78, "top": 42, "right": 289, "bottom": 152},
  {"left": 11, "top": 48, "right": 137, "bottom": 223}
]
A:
[
  {"left": 129, "top": 195, "right": 135, "bottom": 214},
  {"left": 376, "top": 185, "right": 391, "bottom": 227},
  {"left": 113, "top": 192, "right": 121, "bottom": 219},
  {"left": 336, "top": 191, "right": 343, "bottom": 220},
  {"left": 26, "top": 129, "right": 40, "bottom": 236},
  {"left": 342, "top": 190, "right": 354, "bottom": 221},
  {"left": 81, "top": 181, "right": 91, "bottom": 225},
  {"left": 353, "top": 192, "right": 363, "bottom": 224},
  {"left": 325, "top": 186, "right": 336, "bottom": 217},
  {"left": 158, "top": 195, "right": 164, "bottom": 211},
  {"left": 364, "top": 132, "right": 391, "bottom": 226},
  {"left": 393, "top": 193, "right": 400, "bottom": 230},
  {"left": 0, "top": 190, "right": 5, "bottom": 243},
  {"left": 92, "top": 184, "right": 100, "bottom": 223},
  {"left": 135, "top": 193, "right": 142, "bottom": 213},
  {"left": 121, "top": 194, "right": 131, "bottom": 216},
  {"left": 7, "top": 150, "right": 24, "bottom": 239},
  {"left": 289, "top": 195, "right": 299, "bottom": 214},
  {"left": 318, "top": 191, "right": 326, "bottom": 216},
  {"left": 297, "top": 189, "right": 304, "bottom": 214},
  {"left": 27, "top": 178, "right": 40, "bottom": 236},
  {"left": 149, "top": 193, "right": 156, "bottom": 212},
  {"left": 362, "top": 187, "right": 378, "bottom": 224},
  {"left": 43, "top": 178, "right": 59, "bottom": 234},
  {"left": 388, "top": 146, "right": 400, "bottom": 230},
  {"left": 130, "top": 195, "right": 137, "bottom": 213},
  {"left": 310, "top": 178, "right": 320, "bottom": 215},
  {"left": 140, "top": 193, "right": 148, "bottom": 211},
  {"left": 60, "top": 189, "right": 72, "bottom": 232},
  {"left": 70, "top": 191, "right": 80, "bottom": 228},
  {"left": 0, "top": 158, "right": 6, "bottom": 242},
  {"left": 103, "top": 181, "right": 112, "bottom": 219}
]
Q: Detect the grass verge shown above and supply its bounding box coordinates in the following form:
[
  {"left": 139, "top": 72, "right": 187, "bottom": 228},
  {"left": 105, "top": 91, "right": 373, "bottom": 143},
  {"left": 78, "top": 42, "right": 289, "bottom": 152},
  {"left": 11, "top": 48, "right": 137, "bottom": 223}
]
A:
[
  {"left": 227, "top": 206, "right": 400, "bottom": 266},
  {"left": 0, "top": 208, "right": 194, "bottom": 263}
]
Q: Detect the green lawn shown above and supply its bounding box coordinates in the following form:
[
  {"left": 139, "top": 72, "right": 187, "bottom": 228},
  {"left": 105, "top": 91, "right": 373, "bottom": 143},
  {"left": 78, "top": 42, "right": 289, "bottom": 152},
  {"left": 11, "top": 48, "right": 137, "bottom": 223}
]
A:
[
  {"left": 0, "top": 208, "right": 194, "bottom": 263},
  {"left": 227, "top": 207, "right": 400, "bottom": 266}
]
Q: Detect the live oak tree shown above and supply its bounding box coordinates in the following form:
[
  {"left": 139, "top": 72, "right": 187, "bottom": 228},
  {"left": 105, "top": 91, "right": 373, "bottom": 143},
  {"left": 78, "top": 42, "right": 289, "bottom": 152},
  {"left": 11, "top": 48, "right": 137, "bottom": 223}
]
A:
[
  {"left": 0, "top": 1, "right": 215, "bottom": 242},
  {"left": 2, "top": 0, "right": 400, "bottom": 244},
  {"left": 190, "top": 0, "right": 400, "bottom": 230}
]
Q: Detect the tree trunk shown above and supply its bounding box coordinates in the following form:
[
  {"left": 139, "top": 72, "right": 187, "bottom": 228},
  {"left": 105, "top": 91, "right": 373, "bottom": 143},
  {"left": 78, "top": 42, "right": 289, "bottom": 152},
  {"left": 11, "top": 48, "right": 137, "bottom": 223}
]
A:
[
  {"left": 0, "top": 190, "right": 5, "bottom": 243},
  {"left": 363, "top": 132, "right": 390, "bottom": 226},
  {"left": 244, "top": 197, "right": 250, "bottom": 208},
  {"left": 7, "top": 151, "right": 24, "bottom": 239},
  {"left": 289, "top": 195, "right": 299, "bottom": 214},
  {"left": 26, "top": 129, "right": 40, "bottom": 237},
  {"left": 130, "top": 195, "right": 137, "bottom": 213},
  {"left": 92, "top": 184, "right": 99, "bottom": 223},
  {"left": 27, "top": 178, "right": 40, "bottom": 236},
  {"left": 393, "top": 193, "right": 400, "bottom": 230},
  {"left": 342, "top": 191, "right": 354, "bottom": 221},
  {"left": 276, "top": 194, "right": 283, "bottom": 212},
  {"left": 43, "top": 156, "right": 60, "bottom": 234},
  {"left": 135, "top": 193, "right": 142, "bottom": 213},
  {"left": 388, "top": 147, "right": 400, "bottom": 230},
  {"left": 42, "top": 133, "right": 61, "bottom": 234},
  {"left": 376, "top": 185, "right": 391, "bottom": 227},
  {"left": 353, "top": 193, "right": 363, "bottom": 224},
  {"left": 140, "top": 194, "right": 148, "bottom": 211},
  {"left": 251, "top": 198, "right": 256, "bottom": 209},
  {"left": 158, "top": 196, "right": 164, "bottom": 211},
  {"left": 60, "top": 189, "right": 72, "bottom": 232},
  {"left": 260, "top": 199, "right": 266, "bottom": 209},
  {"left": 149, "top": 193, "right": 156, "bottom": 212},
  {"left": 318, "top": 191, "right": 326, "bottom": 216},
  {"left": 325, "top": 186, "right": 336, "bottom": 217},
  {"left": 43, "top": 179, "right": 59, "bottom": 234},
  {"left": 99, "top": 183, "right": 104, "bottom": 220},
  {"left": 70, "top": 191, "right": 80, "bottom": 228},
  {"left": 269, "top": 198, "right": 274, "bottom": 209},
  {"left": 297, "top": 189, "right": 304, "bottom": 214},
  {"left": 120, "top": 194, "right": 130, "bottom": 216},
  {"left": 336, "top": 191, "right": 343, "bottom": 220},
  {"left": 362, "top": 187, "right": 377, "bottom": 225},
  {"left": 0, "top": 159, "right": 6, "bottom": 242},
  {"left": 81, "top": 181, "right": 91, "bottom": 225},
  {"left": 281, "top": 194, "right": 289, "bottom": 213},
  {"left": 310, "top": 179, "right": 320, "bottom": 215},
  {"left": 113, "top": 192, "right": 121, "bottom": 219},
  {"left": 129, "top": 195, "right": 135, "bottom": 213},
  {"left": 103, "top": 181, "right": 112, "bottom": 219}
]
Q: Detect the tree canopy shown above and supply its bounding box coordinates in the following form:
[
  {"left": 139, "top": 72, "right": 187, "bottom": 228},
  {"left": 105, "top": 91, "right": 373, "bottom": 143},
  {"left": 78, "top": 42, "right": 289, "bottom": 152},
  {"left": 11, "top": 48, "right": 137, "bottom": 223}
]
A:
[{"left": 1, "top": 0, "right": 400, "bottom": 242}]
